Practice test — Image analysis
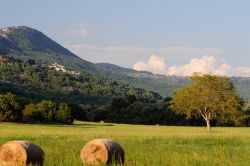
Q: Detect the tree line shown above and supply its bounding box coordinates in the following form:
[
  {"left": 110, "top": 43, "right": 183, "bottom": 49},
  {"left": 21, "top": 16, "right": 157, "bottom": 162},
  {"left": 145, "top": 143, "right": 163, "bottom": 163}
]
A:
[
  {"left": 1, "top": 91, "right": 250, "bottom": 127},
  {"left": 0, "top": 93, "right": 73, "bottom": 124}
]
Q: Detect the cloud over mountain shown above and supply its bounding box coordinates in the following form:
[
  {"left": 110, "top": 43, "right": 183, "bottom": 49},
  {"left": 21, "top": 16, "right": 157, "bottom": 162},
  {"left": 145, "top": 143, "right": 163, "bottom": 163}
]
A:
[
  {"left": 65, "top": 44, "right": 222, "bottom": 68},
  {"left": 133, "top": 55, "right": 250, "bottom": 76},
  {"left": 133, "top": 55, "right": 167, "bottom": 74}
]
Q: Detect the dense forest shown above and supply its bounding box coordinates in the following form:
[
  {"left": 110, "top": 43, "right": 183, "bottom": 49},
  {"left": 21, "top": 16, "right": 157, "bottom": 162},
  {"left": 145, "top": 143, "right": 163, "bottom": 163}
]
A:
[{"left": 0, "top": 56, "right": 160, "bottom": 105}]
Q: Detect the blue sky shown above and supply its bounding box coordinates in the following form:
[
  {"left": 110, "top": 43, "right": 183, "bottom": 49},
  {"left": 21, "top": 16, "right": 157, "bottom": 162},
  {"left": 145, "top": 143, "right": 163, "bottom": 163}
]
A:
[{"left": 1, "top": 0, "right": 250, "bottom": 76}]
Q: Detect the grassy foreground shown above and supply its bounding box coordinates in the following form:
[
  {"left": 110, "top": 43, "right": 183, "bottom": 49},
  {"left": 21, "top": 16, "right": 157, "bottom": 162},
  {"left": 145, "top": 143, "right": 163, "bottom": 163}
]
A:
[{"left": 1, "top": 122, "right": 250, "bottom": 166}]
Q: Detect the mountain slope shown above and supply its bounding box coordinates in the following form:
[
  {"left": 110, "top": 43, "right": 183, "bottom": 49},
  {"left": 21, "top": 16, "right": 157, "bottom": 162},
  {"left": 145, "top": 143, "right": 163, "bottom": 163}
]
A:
[
  {"left": 0, "top": 26, "right": 76, "bottom": 56},
  {"left": 95, "top": 63, "right": 190, "bottom": 97},
  {"left": 0, "top": 26, "right": 97, "bottom": 72},
  {"left": 0, "top": 56, "right": 161, "bottom": 104}
]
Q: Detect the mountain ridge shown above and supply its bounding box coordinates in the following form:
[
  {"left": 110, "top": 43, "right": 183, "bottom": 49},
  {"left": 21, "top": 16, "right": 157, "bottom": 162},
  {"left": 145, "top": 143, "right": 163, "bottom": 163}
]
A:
[
  {"left": 0, "top": 26, "right": 78, "bottom": 57},
  {"left": 0, "top": 26, "right": 97, "bottom": 73}
]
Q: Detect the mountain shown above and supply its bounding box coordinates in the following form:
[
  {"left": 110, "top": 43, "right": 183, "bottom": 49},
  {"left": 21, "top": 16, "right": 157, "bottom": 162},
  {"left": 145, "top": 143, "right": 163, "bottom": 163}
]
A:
[
  {"left": 0, "top": 26, "right": 97, "bottom": 72},
  {"left": 0, "top": 26, "right": 76, "bottom": 56},
  {"left": 1, "top": 26, "right": 250, "bottom": 100}
]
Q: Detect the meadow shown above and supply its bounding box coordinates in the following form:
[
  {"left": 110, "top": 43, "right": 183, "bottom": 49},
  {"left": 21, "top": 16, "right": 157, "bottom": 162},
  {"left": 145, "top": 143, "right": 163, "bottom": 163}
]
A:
[{"left": 1, "top": 121, "right": 250, "bottom": 166}]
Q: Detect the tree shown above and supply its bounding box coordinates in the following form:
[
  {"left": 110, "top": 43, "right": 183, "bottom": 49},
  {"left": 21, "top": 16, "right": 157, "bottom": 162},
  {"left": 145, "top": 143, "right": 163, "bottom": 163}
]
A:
[
  {"left": 36, "top": 100, "right": 56, "bottom": 122},
  {"left": 70, "top": 104, "right": 87, "bottom": 121},
  {"left": 55, "top": 103, "right": 73, "bottom": 124},
  {"left": 239, "top": 100, "right": 250, "bottom": 126},
  {"left": 5, "top": 93, "right": 23, "bottom": 121},
  {"left": 170, "top": 74, "right": 242, "bottom": 132},
  {"left": 23, "top": 103, "right": 39, "bottom": 122},
  {"left": 26, "top": 59, "right": 36, "bottom": 65},
  {"left": 0, "top": 93, "right": 22, "bottom": 122},
  {"left": 111, "top": 97, "right": 128, "bottom": 109}
]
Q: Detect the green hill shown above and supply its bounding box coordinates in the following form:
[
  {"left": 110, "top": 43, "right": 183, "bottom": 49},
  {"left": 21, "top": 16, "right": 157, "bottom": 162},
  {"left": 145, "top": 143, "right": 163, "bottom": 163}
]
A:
[{"left": 0, "top": 56, "right": 161, "bottom": 104}]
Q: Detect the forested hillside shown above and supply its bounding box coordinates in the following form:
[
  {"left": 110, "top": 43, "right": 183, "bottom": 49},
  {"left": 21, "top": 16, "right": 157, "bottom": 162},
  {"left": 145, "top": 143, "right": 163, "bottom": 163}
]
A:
[
  {"left": 96, "top": 63, "right": 250, "bottom": 99},
  {"left": 0, "top": 56, "right": 161, "bottom": 105}
]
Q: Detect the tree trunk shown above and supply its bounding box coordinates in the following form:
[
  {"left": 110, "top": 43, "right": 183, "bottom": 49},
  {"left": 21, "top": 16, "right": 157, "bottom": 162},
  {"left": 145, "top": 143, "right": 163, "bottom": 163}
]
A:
[{"left": 206, "top": 119, "right": 211, "bottom": 132}]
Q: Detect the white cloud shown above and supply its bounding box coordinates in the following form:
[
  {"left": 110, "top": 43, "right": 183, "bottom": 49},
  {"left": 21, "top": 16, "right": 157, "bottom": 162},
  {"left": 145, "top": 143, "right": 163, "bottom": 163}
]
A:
[
  {"left": 167, "top": 56, "right": 216, "bottom": 76},
  {"left": 133, "top": 55, "right": 167, "bottom": 74},
  {"left": 133, "top": 55, "right": 250, "bottom": 77},
  {"left": 64, "top": 43, "right": 250, "bottom": 76},
  {"left": 65, "top": 44, "right": 222, "bottom": 68},
  {"left": 68, "top": 23, "right": 97, "bottom": 37},
  {"left": 214, "top": 63, "right": 231, "bottom": 76},
  {"left": 233, "top": 67, "right": 250, "bottom": 77}
]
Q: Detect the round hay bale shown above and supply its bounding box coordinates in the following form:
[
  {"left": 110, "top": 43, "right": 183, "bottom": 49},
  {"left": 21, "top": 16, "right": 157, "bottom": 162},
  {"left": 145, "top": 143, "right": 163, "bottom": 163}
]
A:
[
  {"left": 0, "top": 140, "right": 44, "bottom": 166},
  {"left": 80, "top": 139, "right": 124, "bottom": 165}
]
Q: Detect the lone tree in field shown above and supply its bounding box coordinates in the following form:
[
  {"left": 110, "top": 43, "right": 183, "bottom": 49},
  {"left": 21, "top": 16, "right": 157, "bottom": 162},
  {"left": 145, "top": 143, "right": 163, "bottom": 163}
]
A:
[{"left": 171, "top": 74, "right": 242, "bottom": 132}]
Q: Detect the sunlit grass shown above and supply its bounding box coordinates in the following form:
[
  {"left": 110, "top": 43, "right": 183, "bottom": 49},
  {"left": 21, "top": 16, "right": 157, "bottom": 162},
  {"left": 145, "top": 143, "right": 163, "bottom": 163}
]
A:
[{"left": 1, "top": 121, "right": 250, "bottom": 165}]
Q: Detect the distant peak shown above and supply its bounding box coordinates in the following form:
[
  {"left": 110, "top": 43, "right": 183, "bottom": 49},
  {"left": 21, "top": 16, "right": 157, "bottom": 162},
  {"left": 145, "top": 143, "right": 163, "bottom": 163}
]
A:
[
  {"left": 0, "top": 25, "right": 79, "bottom": 59},
  {"left": 0, "top": 26, "right": 39, "bottom": 33},
  {"left": 0, "top": 27, "right": 11, "bottom": 32},
  {"left": 11, "top": 26, "right": 35, "bottom": 30},
  {"left": 0, "top": 26, "right": 45, "bottom": 40},
  {"left": 0, "top": 27, "right": 12, "bottom": 38}
]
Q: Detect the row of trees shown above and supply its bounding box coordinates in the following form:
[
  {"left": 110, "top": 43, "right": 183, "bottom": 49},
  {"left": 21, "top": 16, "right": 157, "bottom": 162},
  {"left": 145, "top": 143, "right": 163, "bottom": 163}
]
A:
[
  {"left": 23, "top": 101, "right": 73, "bottom": 124},
  {"left": 1, "top": 90, "right": 249, "bottom": 129},
  {"left": 0, "top": 93, "right": 73, "bottom": 124},
  {"left": 81, "top": 98, "right": 250, "bottom": 128},
  {"left": 84, "top": 96, "right": 187, "bottom": 125}
]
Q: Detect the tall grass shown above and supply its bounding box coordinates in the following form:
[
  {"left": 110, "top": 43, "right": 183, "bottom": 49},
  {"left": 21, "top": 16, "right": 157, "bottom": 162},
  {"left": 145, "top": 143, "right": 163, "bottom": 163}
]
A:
[{"left": 1, "top": 121, "right": 250, "bottom": 165}]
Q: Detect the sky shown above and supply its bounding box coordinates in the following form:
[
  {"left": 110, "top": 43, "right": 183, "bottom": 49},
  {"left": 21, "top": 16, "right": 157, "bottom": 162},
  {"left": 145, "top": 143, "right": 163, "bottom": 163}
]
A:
[{"left": 0, "top": 0, "right": 250, "bottom": 76}]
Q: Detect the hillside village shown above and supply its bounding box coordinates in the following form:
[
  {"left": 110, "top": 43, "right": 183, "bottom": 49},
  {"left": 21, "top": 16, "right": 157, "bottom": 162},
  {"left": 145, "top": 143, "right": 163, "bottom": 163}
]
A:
[
  {"left": 0, "top": 55, "right": 80, "bottom": 76},
  {"left": 49, "top": 63, "right": 80, "bottom": 76}
]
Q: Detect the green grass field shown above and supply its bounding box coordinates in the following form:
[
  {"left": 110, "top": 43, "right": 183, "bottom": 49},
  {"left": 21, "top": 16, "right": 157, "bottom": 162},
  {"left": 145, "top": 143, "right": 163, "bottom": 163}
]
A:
[{"left": 1, "top": 121, "right": 250, "bottom": 166}]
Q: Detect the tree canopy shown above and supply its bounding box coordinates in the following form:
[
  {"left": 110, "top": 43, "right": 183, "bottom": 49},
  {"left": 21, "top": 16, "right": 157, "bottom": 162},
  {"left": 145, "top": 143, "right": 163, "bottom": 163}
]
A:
[{"left": 171, "top": 74, "right": 242, "bottom": 132}]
